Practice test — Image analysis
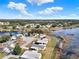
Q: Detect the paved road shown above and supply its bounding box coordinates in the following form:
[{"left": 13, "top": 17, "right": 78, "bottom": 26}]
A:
[
  {"left": 21, "top": 36, "right": 37, "bottom": 49},
  {"left": 2, "top": 55, "right": 19, "bottom": 59}
]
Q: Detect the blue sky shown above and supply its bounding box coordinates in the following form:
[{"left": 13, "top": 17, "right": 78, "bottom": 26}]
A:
[{"left": 0, "top": 0, "right": 79, "bottom": 19}]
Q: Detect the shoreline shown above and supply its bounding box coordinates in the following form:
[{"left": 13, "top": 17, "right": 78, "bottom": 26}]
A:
[{"left": 53, "top": 35, "right": 73, "bottom": 59}]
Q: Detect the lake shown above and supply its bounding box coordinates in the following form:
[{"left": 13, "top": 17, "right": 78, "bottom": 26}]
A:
[
  {"left": 53, "top": 28, "right": 79, "bottom": 58},
  {"left": 0, "top": 32, "right": 19, "bottom": 36}
]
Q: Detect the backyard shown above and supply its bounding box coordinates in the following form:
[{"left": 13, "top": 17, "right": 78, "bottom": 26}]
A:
[{"left": 0, "top": 52, "right": 7, "bottom": 59}]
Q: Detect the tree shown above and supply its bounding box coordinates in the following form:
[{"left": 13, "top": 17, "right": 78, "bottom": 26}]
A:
[
  {"left": 13, "top": 43, "right": 21, "bottom": 55},
  {"left": 27, "top": 25, "right": 31, "bottom": 28},
  {"left": 35, "top": 25, "right": 40, "bottom": 28},
  {"left": 30, "top": 29, "right": 43, "bottom": 34},
  {"left": 0, "top": 35, "right": 10, "bottom": 43}
]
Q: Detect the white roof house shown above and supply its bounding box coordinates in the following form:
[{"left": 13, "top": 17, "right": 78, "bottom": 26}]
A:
[
  {"left": 16, "top": 34, "right": 27, "bottom": 41},
  {"left": 20, "top": 51, "right": 41, "bottom": 59},
  {"left": 31, "top": 44, "right": 46, "bottom": 51},
  {"left": 10, "top": 43, "right": 15, "bottom": 48},
  {"left": 11, "top": 36, "right": 16, "bottom": 40},
  {"left": 37, "top": 38, "right": 48, "bottom": 44},
  {"left": 31, "top": 37, "right": 48, "bottom": 51},
  {"left": 40, "top": 34, "right": 46, "bottom": 38},
  {"left": 3, "top": 47, "right": 11, "bottom": 53},
  {"left": 16, "top": 34, "right": 23, "bottom": 37},
  {"left": 37, "top": 40, "right": 48, "bottom": 44}
]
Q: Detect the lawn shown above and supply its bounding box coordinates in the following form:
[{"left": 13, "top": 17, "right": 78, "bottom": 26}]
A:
[
  {"left": 41, "top": 36, "right": 58, "bottom": 59},
  {"left": 51, "top": 48, "right": 58, "bottom": 59},
  {"left": 0, "top": 52, "right": 7, "bottom": 59},
  {"left": 9, "top": 57, "right": 18, "bottom": 59}
]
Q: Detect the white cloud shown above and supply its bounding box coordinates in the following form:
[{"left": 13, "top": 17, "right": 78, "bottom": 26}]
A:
[
  {"left": 70, "top": 14, "right": 77, "bottom": 16},
  {"left": 59, "top": 14, "right": 79, "bottom": 19},
  {"left": 38, "top": 7, "right": 63, "bottom": 14},
  {"left": 8, "top": 2, "right": 33, "bottom": 16},
  {"left": 28, "top": 0, "right": 54, "bottom": 5}
]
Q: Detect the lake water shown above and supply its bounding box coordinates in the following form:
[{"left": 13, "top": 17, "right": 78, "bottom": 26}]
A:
[
  {"left": 53, "top": 28, "right": 79, "bottom": 58},
  {"left": 0, "top": 32, "right": 19, "bottom": 36}
]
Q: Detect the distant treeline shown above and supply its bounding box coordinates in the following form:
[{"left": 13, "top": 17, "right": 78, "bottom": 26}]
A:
[
  {"left": 0, "top": 19, "right": 79, "bottom": 25},
  {"left": 0, "top": 19, "right": 79, "bottom": 22}
]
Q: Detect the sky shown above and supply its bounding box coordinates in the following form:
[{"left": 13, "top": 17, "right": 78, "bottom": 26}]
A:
[{"left": 0, "top": 0, "right": 79, "bottom": 19}]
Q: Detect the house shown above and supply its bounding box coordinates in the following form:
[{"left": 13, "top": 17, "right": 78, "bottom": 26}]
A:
[
  {"left": 0, "top": 22, "right": 9, "bottom": 25},
  {"left": 24, "top": 32, "right": 29, "bottom": 36},
  {"left": 0, "top": 44, "right": 11, "bottom": 54},
  {"left": 20, "top": 51, "right": 41, "bottom": 59},
  {"left": 16, "top": 25, "right": 21, "bottom": 30},
  {"left": 46, "top": 24, "right": 52, "bottom": 28},
  {"left": 40, "top": 34, "right": 46, "bottom": 39},
  {"left": 16, "top": 34, "right": 26, "bottom": 46},
  {"left": 57, "top": 24, "right": 63, "bottom": 27},
  {"left": 11, "top": 36, "right": 16, "bottom": 40},
  {"left": 30, "top": 37, "right": 48, "bottom": 51},
  {"left": 0, "top": 44, "right": 5, "bottom": 51},
  {"left": 7, "top": 26, "right": 13, "bottom": 29},
  {"left": 34, "top": 42, "right": 46, "bottom": 47},
  {"left": 9, "top": 43, "right": 15, "bottom": 48},
  {"left": 30, "top": 44, "right": 46, "bottom": 51},
  {"left": 3, "top": 47, "right": 11, "bottom": 54},
  {"left": 36, "top": 38, "right": 48, "bottom": 44}
]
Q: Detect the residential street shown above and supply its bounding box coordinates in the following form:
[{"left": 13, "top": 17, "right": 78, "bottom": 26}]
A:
[
  {"left": 2, "top": 54, "right": 19, "bottom": 59},
  {"left": 21, "top": 36, "right": 37, "bottom": 49}
]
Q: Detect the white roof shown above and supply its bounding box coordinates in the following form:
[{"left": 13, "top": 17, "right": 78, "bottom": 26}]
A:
[
  {"left": 17, "top": 34, "right": 27, "bottom": 41},
  {"left": 20, "top": 51, "right": 41, "bottom": 59},
  {"left": 11, "top": 36, "right": 16, "bottom": 40},
  {"left": 3, "top": 47, "right": 10, "bottom": 53},
  {"left": 37, "top": 39, "right": 48, "bottom": 44},
  {"left": 40, "top": 34, "right": 46, "bottom": 38},
  {"left": 16, "top": 34, "right": 23, "bottom": 37},
  {"left": 10, "top": 44, "right": 15, "bottom": 48},
  {"left": 31, "top": 44, "right": 45, "bottom": 50}
]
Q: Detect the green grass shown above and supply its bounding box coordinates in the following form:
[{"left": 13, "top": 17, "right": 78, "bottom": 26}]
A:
[
  {"left": 0, "top": 52, "right": 7, "bottom": 59},
  {"left": 9, "top": 57, "right": 18, "bottom": 59},
  {"left": 50, "top": 37, "right": 58, "bottom": 59},
  {"left": 47, "top": 37, "right": 58, "bottom": 47},
  {"left": 41, "top": 36, "right": 58, "bottom": 59},
  {"left": 51, "top": 48, "right": 57, "bottom": 59}
]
